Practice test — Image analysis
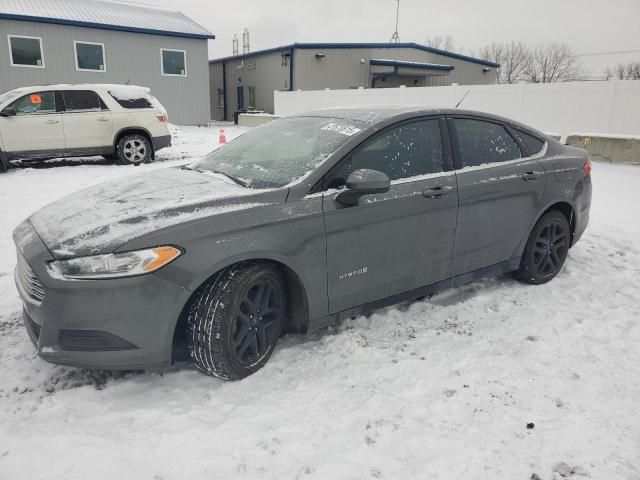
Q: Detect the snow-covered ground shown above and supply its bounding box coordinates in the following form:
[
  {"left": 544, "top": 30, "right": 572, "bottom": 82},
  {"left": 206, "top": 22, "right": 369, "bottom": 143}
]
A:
[{"left": 0, "top": 125, "right": 638, "bottom": 480}]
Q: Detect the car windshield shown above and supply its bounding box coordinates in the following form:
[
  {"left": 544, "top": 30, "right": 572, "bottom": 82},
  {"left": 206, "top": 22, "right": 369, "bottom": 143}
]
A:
[
  {"left": 192, "top": 116, "right": 365, "bottom": 188},
  {"left": 0, "top": 89, "right": 24, "bottom": 107}
]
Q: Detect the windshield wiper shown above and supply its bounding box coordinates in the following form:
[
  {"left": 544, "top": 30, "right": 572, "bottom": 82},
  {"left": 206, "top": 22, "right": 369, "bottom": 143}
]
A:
[
  {"left": 211, "top": 170, "right": 248, "bottom": 187},
  {"left": 181, "top": 165, "right": 202, "bottom": 172},
  {"left": 182, "top": 165, "right": 247, "bottom": 187}
]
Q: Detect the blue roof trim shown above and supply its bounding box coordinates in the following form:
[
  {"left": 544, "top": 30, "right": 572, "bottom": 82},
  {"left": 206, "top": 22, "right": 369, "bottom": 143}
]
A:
[
  {"left": 370, "top": 59, "right": 454, "bottom": 71},
  {"left": 210, "top": 45, "right": 293, "bottom": 63},
  {"left": 0, "top": 13, "right": 215, "bottom": 40},
  {"left": 210, "top": 42, "right": 499, "bottom": 68}
]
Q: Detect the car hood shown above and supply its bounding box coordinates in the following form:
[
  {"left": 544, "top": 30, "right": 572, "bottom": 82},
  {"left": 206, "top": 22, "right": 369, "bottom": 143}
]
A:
[{"left": 28, "top": 167, "right": 280, "bottom": 258}]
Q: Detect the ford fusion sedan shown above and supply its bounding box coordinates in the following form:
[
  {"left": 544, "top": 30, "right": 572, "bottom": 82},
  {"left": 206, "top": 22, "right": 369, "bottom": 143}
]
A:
[{"left": 13, "top": 107, "right": 591, "bottom": 380}]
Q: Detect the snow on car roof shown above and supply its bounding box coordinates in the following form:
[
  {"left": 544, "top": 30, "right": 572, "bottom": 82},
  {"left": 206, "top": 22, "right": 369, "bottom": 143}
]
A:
[
  {"left": 295, "top": 105, "right": 548, "bottom": 136},
  {"left": 0, "top": 0, "right": 214, "bottom": 39}
]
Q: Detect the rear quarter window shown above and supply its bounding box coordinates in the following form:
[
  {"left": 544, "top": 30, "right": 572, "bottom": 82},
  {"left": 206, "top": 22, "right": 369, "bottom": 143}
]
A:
[
  {"left": 108, "top": 92, "right": 153, "bottom": 109},
  {"left": 515, "top": 130, "right": 546, "bottom": 156}
]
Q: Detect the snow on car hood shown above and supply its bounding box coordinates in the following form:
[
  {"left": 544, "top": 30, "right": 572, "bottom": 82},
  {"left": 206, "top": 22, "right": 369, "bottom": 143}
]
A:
[{"left": 28, "top": 167, "right": 270, "bottom": 258}]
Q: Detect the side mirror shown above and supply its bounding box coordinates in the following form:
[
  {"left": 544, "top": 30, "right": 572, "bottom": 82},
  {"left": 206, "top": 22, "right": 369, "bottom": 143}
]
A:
[
  {"left": 336, "top": 169, "right": 391, "bottom": 206},
  {"left": 0, "top": 107, "right": 17, "bottom": 117}
]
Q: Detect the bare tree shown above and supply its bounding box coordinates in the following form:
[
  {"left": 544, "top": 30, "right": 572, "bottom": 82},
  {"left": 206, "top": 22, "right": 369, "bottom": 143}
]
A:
[
  {"left": 476, "top": 42, "right": 529, "bottom": 83},
  {"left": 425, "top": 34, "right": 458, "bottom": 53},
  {"left": 605, "top": 62, "right": 640, "bottom": 80},
  {"left": 523, "top": 42, "right": 580, "bottom": 83},
  {"left": 500, "top": 42, "right": 530, "bottom": 84}
]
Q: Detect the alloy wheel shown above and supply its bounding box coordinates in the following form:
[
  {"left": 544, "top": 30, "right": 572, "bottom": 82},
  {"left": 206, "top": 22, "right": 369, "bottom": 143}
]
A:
[
  {"left": 533, "top": 221, "right": 568, "bottom": 276},
  {"left": 123, "top": 139, "right": 147, "bottom": 163},
  {"left": 232, "top": 279, "right": 283, "bottom": 366}
]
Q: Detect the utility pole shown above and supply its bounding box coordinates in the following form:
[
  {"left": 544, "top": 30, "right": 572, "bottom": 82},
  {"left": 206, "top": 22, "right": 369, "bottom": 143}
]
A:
[{"left": 390, "top": 0, "right": 400, "bottom": 43}]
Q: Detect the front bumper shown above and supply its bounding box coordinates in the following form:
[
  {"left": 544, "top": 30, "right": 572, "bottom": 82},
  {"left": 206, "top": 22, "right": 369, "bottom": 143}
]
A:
[{"left": 14, "top": 220, "right": 191, "bottom": 370}]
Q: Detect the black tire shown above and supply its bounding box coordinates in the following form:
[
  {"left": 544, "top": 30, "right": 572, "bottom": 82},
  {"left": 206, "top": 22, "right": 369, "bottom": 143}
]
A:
[
  {"left": 187, "top": 262, "right": 286, "bottom": 380},
  {"left": 116, "top": 134, "right": 152, "bottom": 165},
  {"left": 515, "top": 211, "right": 570, "bottom": 285},
  {"left": 0, "top": 153, "right": 7, "bottom": 173}
]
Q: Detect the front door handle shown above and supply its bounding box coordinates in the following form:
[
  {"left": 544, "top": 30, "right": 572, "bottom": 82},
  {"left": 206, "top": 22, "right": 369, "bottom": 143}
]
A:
[
  {"left": 97, "top": 117, "right": 110, "bottom": 122},
  {"left": 45, "top": 119, "right": 59, "bottom": 124},
  {"left": 522, "top": 171, "right": 540, "bottom": 181},
  {"left": 423, "top": 185, "right": 453, "bottom": 199}
]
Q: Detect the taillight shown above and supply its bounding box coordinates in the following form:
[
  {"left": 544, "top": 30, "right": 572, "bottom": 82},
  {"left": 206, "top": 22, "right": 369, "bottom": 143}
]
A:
[
  {"left": 156, "top": 113, "right": 168, "bottom": 122},
  {"left": 582, "top": 158, "right": 592, "bottom": 176}
]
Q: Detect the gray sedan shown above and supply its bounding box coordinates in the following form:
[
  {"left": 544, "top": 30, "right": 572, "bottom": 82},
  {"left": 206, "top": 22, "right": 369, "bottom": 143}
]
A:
[{"left": 13, "top": 107, "right": 592, "bottom": 380}]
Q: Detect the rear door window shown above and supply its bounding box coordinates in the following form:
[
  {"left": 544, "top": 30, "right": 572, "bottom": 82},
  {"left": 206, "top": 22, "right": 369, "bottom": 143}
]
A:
[
  {"left": 452, "top": 118, "right": 521, "bottom": 168},
  {"left": 62, "top": 90, "right": 106, "bottom": 112}
]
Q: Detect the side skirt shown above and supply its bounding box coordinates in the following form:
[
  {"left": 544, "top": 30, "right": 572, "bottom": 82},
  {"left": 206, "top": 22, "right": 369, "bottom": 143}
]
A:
[
  {"left": 6, "top": 146, "right": 114, "bottom": 161},
  {"left": 307, "top": 257, "right": 521, "bottom": 332}
]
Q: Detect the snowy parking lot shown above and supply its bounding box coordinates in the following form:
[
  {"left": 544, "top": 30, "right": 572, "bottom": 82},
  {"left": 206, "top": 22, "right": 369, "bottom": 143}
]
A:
[{"left": 0, "top": 124, "right": 638, "bottom": 479}]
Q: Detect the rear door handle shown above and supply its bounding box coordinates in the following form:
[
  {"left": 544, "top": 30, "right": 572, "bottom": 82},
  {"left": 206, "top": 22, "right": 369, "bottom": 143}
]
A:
[
  {"left": 97, "top": 117, "right": 110, "bottom": 122},
  {"left": 422, "top": 185, "right": 453, "bottom": 199},
  {"left": 45, "top": 119, "right": 59, "bottom": 124},
  {"left": 522, "top": 171, "right": 540, "bottom": 181}
]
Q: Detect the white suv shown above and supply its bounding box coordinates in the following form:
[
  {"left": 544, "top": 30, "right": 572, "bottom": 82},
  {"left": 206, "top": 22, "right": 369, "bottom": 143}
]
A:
[{"left": 0, "top": 84, "right": 171, "bottom": 173}]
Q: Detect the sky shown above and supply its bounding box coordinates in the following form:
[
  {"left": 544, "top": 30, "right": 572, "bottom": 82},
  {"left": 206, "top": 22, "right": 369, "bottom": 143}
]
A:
[{"left": 133, "top": 0, "right": 639, "bottom": 77}]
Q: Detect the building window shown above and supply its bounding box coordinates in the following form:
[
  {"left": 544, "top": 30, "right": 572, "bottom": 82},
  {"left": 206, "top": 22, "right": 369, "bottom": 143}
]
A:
[
  {"left": 248, "top": 86, "right": 256, "bottom": 109},
  {"left": 217, "top": 88, "right": 225, "bottom": 109},
  {"left": 8, "top": 35, "right": 44, "bottom": 68},
  {"left": 74, "top": 41, "right": 105, "bottom": 72},
  {"left": 161, "top": 49, "right": 187, "bottom": 76}
]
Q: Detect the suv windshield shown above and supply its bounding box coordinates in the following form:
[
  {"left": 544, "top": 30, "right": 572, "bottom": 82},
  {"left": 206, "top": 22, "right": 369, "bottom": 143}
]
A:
[
  {"left": 192, "top": 116, "right": 364, "bottom": 188},
  {"left": 0, "top": 89, "right": 25, "bottom": 107}
]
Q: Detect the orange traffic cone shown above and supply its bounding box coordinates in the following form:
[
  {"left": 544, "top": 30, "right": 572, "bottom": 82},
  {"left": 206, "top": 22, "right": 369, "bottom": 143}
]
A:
[{"left": 219, "top": 127, "right": 227, "bottom": 145}]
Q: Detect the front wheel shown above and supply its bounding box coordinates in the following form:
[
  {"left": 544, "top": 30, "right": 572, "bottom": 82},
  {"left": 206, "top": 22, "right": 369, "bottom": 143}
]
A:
[
  {"left": 187, "top": 263, "right": 286, "bottom": 380},
  {"left": 515, "top": 211, "right": 570, "bottom": 284},
  {"left": 116, "top": 134, "right": 152, "bottom": 165}
]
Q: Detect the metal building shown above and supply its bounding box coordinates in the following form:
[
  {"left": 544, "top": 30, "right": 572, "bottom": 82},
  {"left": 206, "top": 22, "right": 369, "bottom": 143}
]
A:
[
  {"left": 0, "top": 0, "right": 215, "bottom": 125},
  {"left": 209, "top": 42, "right": 500, "bottom": 121}
]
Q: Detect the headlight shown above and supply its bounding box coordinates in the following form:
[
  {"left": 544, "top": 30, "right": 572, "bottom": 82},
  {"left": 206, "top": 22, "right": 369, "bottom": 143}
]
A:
[{"left": 49, "top": 246, "right": 182, "bottom": 280}]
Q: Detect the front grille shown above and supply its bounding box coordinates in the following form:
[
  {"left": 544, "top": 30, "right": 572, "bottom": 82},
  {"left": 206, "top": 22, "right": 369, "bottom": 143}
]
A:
[{"left": 16, "top": 253, "right": 45, "bottom": 304}]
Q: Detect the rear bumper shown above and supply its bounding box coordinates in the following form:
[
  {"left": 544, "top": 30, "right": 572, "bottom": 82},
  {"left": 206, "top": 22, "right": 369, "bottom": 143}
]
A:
[
  {"left": 152, "top": 134, "right": 172, "bottom": 152},
  {"left": 572, "top": 176, "right": 592, "bottom": 246},
  {"left": 14, "top": 219, "right": 191, "bottom": 371}
]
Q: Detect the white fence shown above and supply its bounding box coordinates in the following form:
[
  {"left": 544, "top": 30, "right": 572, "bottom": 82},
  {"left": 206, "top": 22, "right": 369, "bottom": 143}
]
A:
[{"left": 274, "top": 80, "right": 640, "bottom": 139}]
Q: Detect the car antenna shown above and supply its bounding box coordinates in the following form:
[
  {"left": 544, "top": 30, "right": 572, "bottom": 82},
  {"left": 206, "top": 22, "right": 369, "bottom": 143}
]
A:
[{"left": 455, "top": 89, "right": 471, "bottom": 108}]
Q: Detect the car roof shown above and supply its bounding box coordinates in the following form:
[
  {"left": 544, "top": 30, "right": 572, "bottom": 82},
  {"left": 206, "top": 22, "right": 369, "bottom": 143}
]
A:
[
  {"left": 5, "top": 83, "right": 150, "bottom": 94},
  {"left": 292, "top": 105, "right": 543, "bottom": 135}
]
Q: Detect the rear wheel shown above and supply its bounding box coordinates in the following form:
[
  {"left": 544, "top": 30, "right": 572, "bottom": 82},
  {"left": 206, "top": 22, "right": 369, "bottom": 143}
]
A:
[
  {"left": 0, "top": 153, "right": 7, "bottom": 173},
  {"left": 187, "top": 263, "right": 285, "bottom": 380},
  {"left": 116, "top": 134, "right": 151, "bottom": 165},
  {"left": 515, "top": 211, "right": 570, "bottom": 284}
]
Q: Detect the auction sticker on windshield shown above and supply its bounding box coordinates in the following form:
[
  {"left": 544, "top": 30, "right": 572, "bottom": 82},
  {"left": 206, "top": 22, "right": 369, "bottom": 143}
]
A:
[{"left": 321, "top": 122, "right": 362, "bottom": 136}]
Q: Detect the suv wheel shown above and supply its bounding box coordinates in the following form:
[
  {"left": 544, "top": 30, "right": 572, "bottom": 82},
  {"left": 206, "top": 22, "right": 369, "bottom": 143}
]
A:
[
  {"left": 515, "top": 211, "right": 570, "bottom": 285},
  {"left": 0, "top": 158, "right": 7, "bottom": 174},
  {"left": 117, "top": 134, "right": 152, "bottom": 165},
  {"left": 187, "top": 263, "right": 286, "bottom": 380}
]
